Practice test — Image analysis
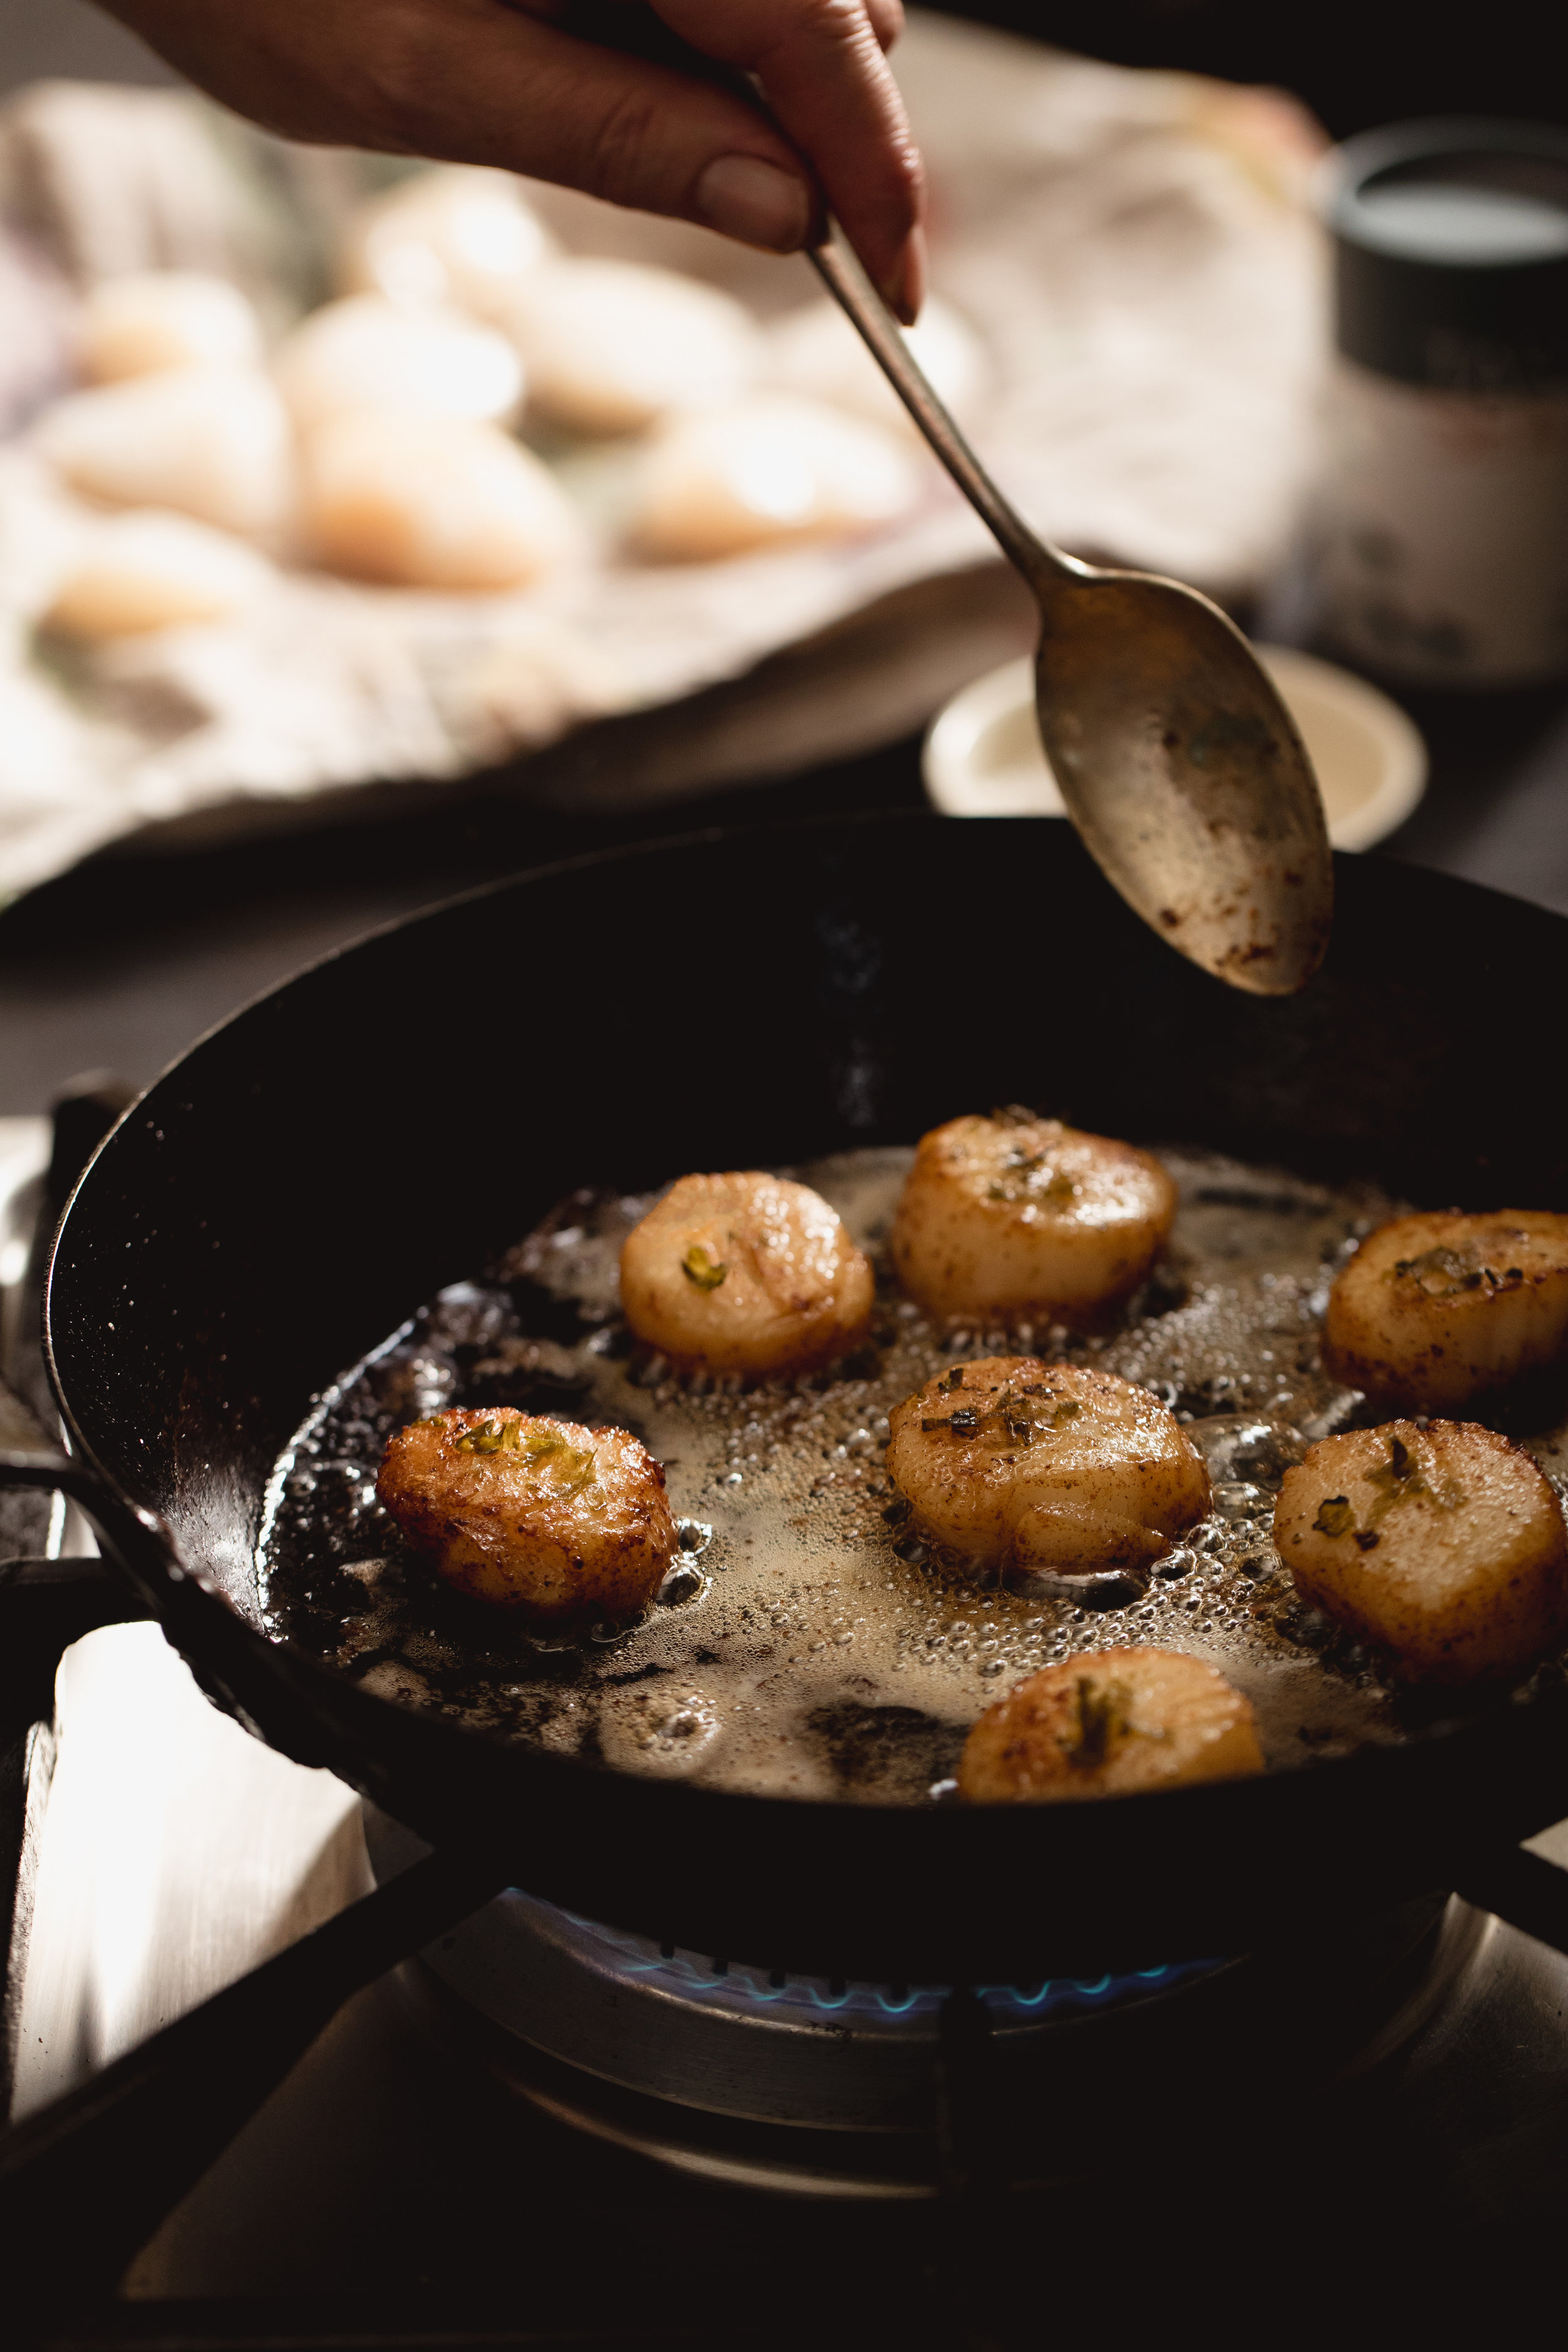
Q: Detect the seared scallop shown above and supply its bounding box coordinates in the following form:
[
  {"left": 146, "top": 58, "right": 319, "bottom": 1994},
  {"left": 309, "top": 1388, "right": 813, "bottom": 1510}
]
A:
[
  {"left": 1323, "top": 1209, "right": 1568, "bottom": 1414},
  {"left": 889, "top": 1110, "right": 1177, "bottom": 1326},
  {"left": 766, "top": 293, "right": 987, "bottom": 440},
  {"left": 627, "top": 395, "right": 919, "bottom": 562},
  {"left": 337, "top": 166, "right": 554, "bottom": 318},
  {"left": 885, "top": 1358, "right": 1210, "bottom": 1573},
  {"left": 78, "top": 271, "right": 263, "bottom": 383},
  {"left": 273, "top": 294, "right": 524, "bottom": 431},
  {"left": 43, "top": 510, "right": 273, "bottom": 638},
  {"left": 958, "top": 1647, "right": 1263, "bottom": 1803},
  {"left": 376, "top": 1406, "right": 676, "bottom": 1624},
  {"left": 619, "top": 1172, "right": 873, "bottom": 1381},
  {"left": 497, "top": 257, "right": 760, "bottom": 435},
  {"left": 1274, "top": 1419, "right": 1568, "bottom": 1683},
  {"left": 33, "top": 366, "right": 294, "bottom": 539},
  {"left": 299, "top": 409, "right": 580, "bottom": 590}
]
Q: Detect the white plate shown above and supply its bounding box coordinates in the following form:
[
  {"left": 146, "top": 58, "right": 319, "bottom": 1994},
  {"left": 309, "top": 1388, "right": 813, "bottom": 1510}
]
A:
[{"left": 921, "top": 643, "right": 1428, "bottom": 852}]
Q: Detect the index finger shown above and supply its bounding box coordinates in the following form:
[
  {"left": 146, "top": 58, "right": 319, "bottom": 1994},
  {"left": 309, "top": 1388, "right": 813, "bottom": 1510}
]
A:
[{"left": 649, "top": 0, "right": 925, "bottom": 318}]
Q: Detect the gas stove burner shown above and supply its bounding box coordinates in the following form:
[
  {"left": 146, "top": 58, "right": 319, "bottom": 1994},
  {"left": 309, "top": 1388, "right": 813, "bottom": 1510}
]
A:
[
  {"left": 548, "top": 1905, "right": 1224, "bottom": 2028},
  {"left": 365, "top": 1809, "right": 1475, "bottom": 2199}
]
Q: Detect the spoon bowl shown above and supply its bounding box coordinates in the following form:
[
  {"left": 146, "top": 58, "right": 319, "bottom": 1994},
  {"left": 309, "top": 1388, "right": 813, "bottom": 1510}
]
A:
[
  {"left": 811, "top": 236, "right": 1333, "bottom": 995},
  {"left": 1034, "top": 565, "right": 1332, "bottom": 992}
]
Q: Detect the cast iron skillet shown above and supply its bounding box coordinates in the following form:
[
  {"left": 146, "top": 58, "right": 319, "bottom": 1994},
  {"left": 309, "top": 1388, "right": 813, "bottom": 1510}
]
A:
[
  {"left": 19, "top": 812, "right": 1568, "bottom": 1988},
  {"left": 10, "top": 809, "right": 1568, "bottom": 2278}
]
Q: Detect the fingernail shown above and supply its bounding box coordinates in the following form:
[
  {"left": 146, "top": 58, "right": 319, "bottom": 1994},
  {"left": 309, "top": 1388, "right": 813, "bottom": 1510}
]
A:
[
  {"left": 885, "top": 225, "right": 927, "bottom": 327},
  {"left": 696, "top": 154, "right": 811, "bottom": 253}
]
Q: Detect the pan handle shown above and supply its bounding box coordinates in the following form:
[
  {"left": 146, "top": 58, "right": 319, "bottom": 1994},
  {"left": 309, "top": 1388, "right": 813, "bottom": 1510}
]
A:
[
  {"left": 0, "top": 1435, "right": 135, "bottom": 1534},
  {"left": 0, "top": 1840, "right": 509, "bottom": 2299},
  {"left": 0, "top": 1553, "right": 158, "bottom": 2122},
  {"left": 0, "top": 1414, "right": 183, "bottom": 1673},
  {"left": 0, "top": 1541, "right": 506, "bottom": 2296},
  {"left": 0, "top": 1551, "right": 152, "bottom": 1729},
  {"left": 1455, "top": 1844, "right": 1568, "bottom": 1959}
]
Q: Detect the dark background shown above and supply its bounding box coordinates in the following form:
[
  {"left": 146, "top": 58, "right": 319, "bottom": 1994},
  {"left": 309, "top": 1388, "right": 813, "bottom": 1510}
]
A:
[
  {"left": 1, "top": 0, "right": 1565, "bottom": 1112},
  {"left": 955, "top": 2, "right": 1550, "bottom": 139},
  {"left": 3, "top": 1, "right": 1554, "bottom": 138}
]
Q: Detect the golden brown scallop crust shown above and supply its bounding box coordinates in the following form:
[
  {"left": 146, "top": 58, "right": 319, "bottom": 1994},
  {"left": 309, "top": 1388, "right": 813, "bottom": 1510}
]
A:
[
  {"left": 885, "top": 1357, "right": 1210, "bottom": 1573},
  {"left": 618, "top": 1170, "right": 874, "bottom": 1380},
  {"left": 1274, "top": 1419, "right": 1568, "bottom": 1684},
  {"left": 1323, "top": 1209, "right": 1568, "bottom": 1414},
  {"left": 958, "top": 1646, "right": 1263, "bottom": 1803},
  {"left": 377, "top": 1406, "right": 676, "bottom": 1625},
  {"left": 888, "top": 1111, "right": 1177, "bottom": 1325}
]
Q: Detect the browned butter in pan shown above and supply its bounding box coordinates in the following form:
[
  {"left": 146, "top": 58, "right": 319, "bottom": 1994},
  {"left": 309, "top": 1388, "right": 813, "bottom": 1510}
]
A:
[{"left": 258, "top": 1146, "right": 1568, "bottom": 1801}]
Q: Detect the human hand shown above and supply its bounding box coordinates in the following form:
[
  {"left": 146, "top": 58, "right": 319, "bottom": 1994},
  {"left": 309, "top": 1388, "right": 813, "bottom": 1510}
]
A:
[{"left": 96, "top": 0, "right": 926, "bottom": 319}]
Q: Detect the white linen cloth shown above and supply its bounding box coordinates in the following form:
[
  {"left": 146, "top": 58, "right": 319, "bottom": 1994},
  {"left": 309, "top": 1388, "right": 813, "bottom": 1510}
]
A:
[{"left": 9, "top": 1623, "right": 369, "bottom": 2121}]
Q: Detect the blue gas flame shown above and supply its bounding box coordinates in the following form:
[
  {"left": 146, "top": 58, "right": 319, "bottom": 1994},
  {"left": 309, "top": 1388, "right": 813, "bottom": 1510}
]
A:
[{"left": 541, "top": 1899, "right": 1225, "bottom": 2024}]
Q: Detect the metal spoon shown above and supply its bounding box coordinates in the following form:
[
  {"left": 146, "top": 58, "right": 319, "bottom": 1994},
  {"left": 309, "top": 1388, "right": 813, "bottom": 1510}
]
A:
[{"left": 809, "top": 234, "right": 1333, "bottom": 995}]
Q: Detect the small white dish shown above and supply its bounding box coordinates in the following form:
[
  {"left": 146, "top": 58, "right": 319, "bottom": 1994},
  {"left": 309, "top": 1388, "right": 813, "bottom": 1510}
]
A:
[{"left": 921, "top": 643, "right": 1428, "bottom": 852}]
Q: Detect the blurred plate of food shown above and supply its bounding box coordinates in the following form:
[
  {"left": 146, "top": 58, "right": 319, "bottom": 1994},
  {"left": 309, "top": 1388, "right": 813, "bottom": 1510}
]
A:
[{"left": 0, "top": 12, "right": 1328, "bottom": 903}]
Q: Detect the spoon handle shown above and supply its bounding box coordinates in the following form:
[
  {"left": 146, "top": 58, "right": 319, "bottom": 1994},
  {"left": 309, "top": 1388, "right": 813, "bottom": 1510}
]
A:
[{"left": 808, "top": 234, "right": 1071, "bottom": 590}]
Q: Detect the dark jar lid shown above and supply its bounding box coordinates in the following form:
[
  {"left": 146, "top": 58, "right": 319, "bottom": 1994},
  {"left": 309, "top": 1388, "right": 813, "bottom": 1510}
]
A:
[{"left": 1320, "top": 117, "right": 1568, "bottom": 392}]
